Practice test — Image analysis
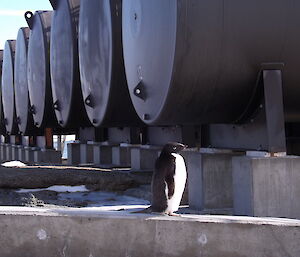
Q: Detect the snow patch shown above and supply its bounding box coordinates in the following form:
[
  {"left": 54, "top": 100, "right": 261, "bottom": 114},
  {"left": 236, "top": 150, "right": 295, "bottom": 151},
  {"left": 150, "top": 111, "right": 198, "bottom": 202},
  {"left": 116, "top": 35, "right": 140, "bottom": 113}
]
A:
[
  {"left": 37, "top": 229, "right": 47, "bottom": 240},
  {"left": 16, "top": 185, "right": 89, "bottom": 193},
  {"left": 2, "top": 161, "right": 26, "bottom": 167}
]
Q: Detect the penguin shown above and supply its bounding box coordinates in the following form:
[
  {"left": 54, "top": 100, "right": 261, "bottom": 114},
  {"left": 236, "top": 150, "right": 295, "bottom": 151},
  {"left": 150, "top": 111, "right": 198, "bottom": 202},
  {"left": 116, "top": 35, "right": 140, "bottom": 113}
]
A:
[{"left": 134, "top": 142, "right": 187, "bottom": 216}]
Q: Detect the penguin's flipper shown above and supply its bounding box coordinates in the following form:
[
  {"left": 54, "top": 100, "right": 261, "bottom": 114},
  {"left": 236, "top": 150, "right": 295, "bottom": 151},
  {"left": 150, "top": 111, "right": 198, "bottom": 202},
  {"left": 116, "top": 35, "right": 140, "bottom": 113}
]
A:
[{"left": 165, "top": 159, "right": 176, "bottom": 199}]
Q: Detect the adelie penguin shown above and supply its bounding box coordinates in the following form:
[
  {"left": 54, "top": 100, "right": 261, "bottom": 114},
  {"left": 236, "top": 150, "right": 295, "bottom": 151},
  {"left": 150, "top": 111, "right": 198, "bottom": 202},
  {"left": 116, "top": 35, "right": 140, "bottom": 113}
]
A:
[{"left": 135, "top": 142, "right": 187, "bottom": 216}]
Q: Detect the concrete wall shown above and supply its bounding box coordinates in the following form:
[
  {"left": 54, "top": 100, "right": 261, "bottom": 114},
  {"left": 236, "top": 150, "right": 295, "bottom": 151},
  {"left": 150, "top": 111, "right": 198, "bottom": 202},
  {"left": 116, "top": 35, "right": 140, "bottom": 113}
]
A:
[
  {"left": 233, "top": 156, "right": 300, "bottom": 219},
  {"left": 0, "top": 208, "right": 299, "bottom": 257}
]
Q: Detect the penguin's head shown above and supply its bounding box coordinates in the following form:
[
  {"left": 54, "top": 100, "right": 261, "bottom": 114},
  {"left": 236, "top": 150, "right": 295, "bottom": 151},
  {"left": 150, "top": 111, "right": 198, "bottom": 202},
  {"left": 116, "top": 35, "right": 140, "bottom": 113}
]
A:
[{"left": 163, "top": 142, "right": 187, "bottom": 154}]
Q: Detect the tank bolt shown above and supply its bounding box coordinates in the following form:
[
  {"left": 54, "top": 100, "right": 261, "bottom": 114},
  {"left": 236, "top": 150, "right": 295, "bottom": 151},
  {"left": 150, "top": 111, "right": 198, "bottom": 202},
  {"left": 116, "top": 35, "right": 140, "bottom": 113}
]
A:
[
  {"left": 16, "top": 117, "right": 21, "bottom": 124},
  {"left": 59, "top": 120, "right": 63, "bottom": 125},
  {"left": 143, "top": 114, "right": 150, "bottom": 120},
  {"left": 53, "top": 100, "right": 60, "bottom": 111},
  {"left": 92, "top": 119, "right": 97, "bottom": 124},
  {"left": 134, "top": 81, "right": 146, "bottom": 100},
  {"left": 85, "top": 94, "right": 94, "bottom": 108},
  {"left": 30, "top": 105, "right": 36, "bottom": 114},
  {"left": 35, "top": 122, "right": 39, "bottom": 127}
]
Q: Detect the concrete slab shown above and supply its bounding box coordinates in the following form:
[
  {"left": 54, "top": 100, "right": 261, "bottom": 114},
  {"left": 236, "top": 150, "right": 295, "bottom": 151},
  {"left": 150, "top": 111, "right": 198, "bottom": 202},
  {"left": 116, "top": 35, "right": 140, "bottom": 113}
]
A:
[
  {"left": 0, "top": 207, "right": 299, "bottom": 257},
  {"left": 233, "top": 156, "right": 300, "bottom": 219}
]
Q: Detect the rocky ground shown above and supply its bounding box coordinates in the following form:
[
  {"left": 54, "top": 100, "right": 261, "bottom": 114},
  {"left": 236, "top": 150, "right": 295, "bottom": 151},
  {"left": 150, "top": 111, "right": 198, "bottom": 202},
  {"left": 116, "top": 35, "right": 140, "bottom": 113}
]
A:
[{"left": 0, "top": 162, "right": 152, "bottom": 208}]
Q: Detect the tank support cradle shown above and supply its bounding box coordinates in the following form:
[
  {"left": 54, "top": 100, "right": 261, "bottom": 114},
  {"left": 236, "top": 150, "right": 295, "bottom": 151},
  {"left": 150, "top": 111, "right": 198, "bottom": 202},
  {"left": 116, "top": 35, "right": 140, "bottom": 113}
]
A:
[{"left": 203, "top": 63, "right": 286, "bottom": 154}]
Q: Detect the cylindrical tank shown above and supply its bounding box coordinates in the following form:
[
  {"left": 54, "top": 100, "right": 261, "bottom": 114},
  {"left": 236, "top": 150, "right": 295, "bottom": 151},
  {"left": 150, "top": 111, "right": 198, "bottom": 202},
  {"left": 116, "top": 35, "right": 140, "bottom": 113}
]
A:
[
  {"left": 50, "top": 0, "right": 89, "bottom": 128},
  {"left": 14, "top": 27, "right": 37, "bottom": 135},
  {"left": 0, "top": 50, "right": 6, "bottom": 135},
  {"left": 27, "top": 10, "right": 57, "bottom": 128},
  {"left": 123, "top": 0, "right": 300, "bottom": 125},
  {"left": 78, "top": 0, "right": 140, "bottom": 127},
  {"left": 1, "top": 40, "right": 18, "bottom": 135}
]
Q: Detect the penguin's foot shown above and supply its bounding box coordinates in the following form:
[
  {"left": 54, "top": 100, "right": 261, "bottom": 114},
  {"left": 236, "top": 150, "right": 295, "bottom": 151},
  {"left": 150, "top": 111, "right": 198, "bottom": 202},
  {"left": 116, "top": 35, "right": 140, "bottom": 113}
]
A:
[{"left": 167, "top": 212, "right": 181, "bottom": 217}]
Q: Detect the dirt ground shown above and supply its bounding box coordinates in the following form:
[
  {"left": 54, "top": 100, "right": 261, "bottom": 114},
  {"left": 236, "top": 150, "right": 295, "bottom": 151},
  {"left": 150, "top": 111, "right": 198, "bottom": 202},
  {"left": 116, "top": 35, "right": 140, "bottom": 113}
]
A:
[{"left": 0, "top": 164, "right": 152, "bottom": 208}]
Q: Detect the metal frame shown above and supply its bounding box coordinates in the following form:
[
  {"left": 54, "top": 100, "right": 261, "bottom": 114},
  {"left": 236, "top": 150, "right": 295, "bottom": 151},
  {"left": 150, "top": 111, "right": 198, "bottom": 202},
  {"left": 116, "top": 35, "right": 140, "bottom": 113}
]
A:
[{"left": 203, "top": 63, "right": 286, "bottom": 153}]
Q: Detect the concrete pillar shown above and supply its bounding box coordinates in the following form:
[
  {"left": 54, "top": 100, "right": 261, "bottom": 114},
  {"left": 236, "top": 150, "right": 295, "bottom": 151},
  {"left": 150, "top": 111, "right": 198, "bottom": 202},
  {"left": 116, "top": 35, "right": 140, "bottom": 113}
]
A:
[
  {"left": 185, "top": 149, "right": 241, "bottom": 211},
  {"left": 67, "top": 142, "right": 81, "bottom": 165},
  {"left": 5, "top": 144, "right": 12, "bottom": 162},
  {"left": 34, "top": 148, "right": 62, "bottom": 164},
  {"left": 0, "top": 143, "right": 7, "bottom": 162},
  {"left": 11, "top": 145, "right": 19, "bottom": 161},
  {"left": 131, "top": 145, "right": 162, "bottom": 171},
  {"left": 93, "top": 143, "right": 113, "bottom": 165},
  {"left": 80, "top": 143, "right": 94, "bottom": 164},
  {"left": 17, "top": 146, "right": 26, "bottom": 162},
  {"left": 24, "top": 147, "right": 37, "bottom": 164},
  {"left": 232, "top": 155, "right": 300, "bottom": 219},
  {"left": 33, "top": 150, "right": 43, "bottom": 163},
  {"left": 112, "top": 144, "right": 132, "bottom": 166},
  {"left": 43, "top": 149, "right": 61, "bottom": 164}
]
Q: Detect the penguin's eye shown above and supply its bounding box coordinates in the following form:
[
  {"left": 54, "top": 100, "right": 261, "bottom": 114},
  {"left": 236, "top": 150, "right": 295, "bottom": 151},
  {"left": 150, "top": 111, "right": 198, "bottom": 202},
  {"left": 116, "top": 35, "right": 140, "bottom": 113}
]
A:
[{"left": 173, "top": 147, "right": 176, "bottom": 150}]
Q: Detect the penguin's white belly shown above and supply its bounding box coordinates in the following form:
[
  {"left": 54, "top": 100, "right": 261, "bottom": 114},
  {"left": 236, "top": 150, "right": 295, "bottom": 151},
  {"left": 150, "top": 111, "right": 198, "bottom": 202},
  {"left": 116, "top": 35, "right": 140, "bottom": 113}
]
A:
[{"left": 166, "top": 153, "right": 187, "bottom": 213}]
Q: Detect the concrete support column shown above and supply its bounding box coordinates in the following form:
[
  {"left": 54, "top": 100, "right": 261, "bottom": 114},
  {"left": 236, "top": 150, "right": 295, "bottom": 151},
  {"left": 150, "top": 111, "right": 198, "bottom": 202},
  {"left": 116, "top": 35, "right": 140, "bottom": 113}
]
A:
[
  {"left": 112, "top": 144, "right": 132, "bottom": 166},
  {"left": 5, "top": 144, "right": 12, "bottom": 162},
  {"left": 34, "top": 148, "right": 61, "bottom": 164},
  {"left": 93, "top": 143, "right": 113, "bottom": 165},
  {"left": 24, "top": 147, "right": 37, "bottom": 164},
  {"left": 232, "top": 155, "right": 300, "bottom": 219},
  {"left": 67, "top": 142, "right": 81, "bottom": 165},
  {"left": 11, "top": 145, "right": 19, "bottom": 161},
  {"left": 0, "top": 143, "right": 7, "bottom": 162},
  {"left": 131, "top": 145, "right": 162, "bottom": 171},
  {"left": 80, "top": 143, "right": 94, "bottom": 164},
  {"left": 185, "top": 149, "right": 241, "bottom": 211},
  {"left": 17, "top": 146, "right": 26, "bottom": 162}
]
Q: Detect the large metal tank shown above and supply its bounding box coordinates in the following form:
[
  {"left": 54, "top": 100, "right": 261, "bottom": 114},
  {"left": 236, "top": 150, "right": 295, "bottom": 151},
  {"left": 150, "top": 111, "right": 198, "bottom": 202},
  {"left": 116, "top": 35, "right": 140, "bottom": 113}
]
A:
[
  {"left": 122, "top": 0, "right": 300, "bottom": 126},
  {"left": 26, "top": 11, "right": 57, "bottom": 128},
  {"left": 78, "top": 0, "right": 140, "bottom": 127},
  {"left": 0, "top": 50, "right": 6, "bottom": 135},
  {"left": 1, "top": 40, "right": 18, "bottom": 135},
  {"left": 50, "top": 0, "right": 89, "bottom": 128},
  {"left": 14, "top": 27, "right": 36, "bottom": 135}
]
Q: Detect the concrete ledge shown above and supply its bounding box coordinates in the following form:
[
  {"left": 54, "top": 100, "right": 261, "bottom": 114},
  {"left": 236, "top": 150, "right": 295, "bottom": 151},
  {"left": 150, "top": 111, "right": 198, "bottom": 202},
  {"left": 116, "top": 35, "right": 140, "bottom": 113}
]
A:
[{"left": 0, "top": 207, "right": 299, "bottom": 257}]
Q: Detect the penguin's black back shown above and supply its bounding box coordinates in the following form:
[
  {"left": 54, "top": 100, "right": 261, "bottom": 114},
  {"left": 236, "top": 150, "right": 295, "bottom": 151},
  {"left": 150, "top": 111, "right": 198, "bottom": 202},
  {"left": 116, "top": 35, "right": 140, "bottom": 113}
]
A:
[{"left": 151, "top": 151, "right": 176, "bottom": 212}]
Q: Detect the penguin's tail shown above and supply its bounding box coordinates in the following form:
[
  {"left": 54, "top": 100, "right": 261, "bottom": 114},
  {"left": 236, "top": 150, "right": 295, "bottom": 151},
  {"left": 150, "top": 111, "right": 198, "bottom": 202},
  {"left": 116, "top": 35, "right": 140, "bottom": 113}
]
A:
[{"left": 131, "top": 206, "right": 152, "bottom": 214}]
